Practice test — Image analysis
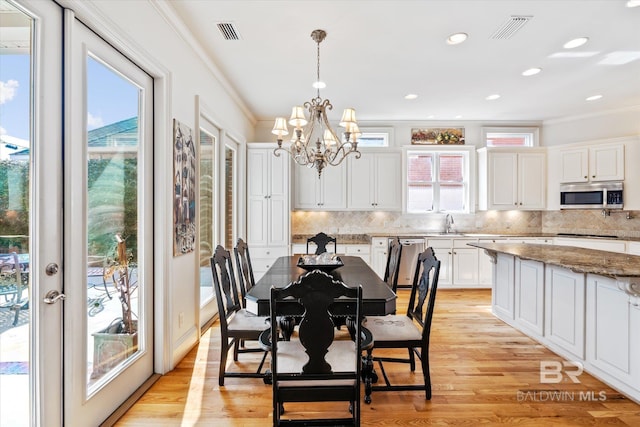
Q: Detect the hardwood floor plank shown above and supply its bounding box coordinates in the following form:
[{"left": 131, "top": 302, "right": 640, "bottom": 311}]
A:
[{"left": 116, "top": 289, "right": 640, "bottom": 426}]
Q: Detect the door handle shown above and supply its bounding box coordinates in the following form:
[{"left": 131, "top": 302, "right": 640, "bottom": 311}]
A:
[{"left": 43, "top": 290, "right": 66, "bottom": 304}]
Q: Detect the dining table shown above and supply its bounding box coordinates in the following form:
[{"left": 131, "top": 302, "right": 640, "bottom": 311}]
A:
[
  {"left": 245, "top": 255, "right": 396, "bottom": 317},
  {"left": 246, "top": 254, "right": 396, "bottom": 404}
]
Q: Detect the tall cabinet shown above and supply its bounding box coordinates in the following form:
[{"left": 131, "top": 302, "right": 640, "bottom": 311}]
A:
[{"left": 246, "top": 143, "right": 290, "bottom": 280}]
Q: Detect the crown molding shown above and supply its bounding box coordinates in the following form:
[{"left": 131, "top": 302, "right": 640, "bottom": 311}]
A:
[
  {"left": 543, "top": 104, "right": 640, "bottom": 126},
  {"left": 151, "top": 0, "right": 256, "bottom": 125}
]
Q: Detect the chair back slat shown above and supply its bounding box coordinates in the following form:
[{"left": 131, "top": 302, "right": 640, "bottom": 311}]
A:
[
  {"left": 383, "top": 237, "right": 403, "bottom": 292},
  {"left": 210, "top": 245, "right": 242, "bottom": 330},
  {"left": 270, "top": 270, "right": 362, "bottom": 376},
  {"left": 408, "top": 247, "right": 440, "bottom": 338},
  {"left": 306, "top": 232, "right": 337, "bottom": 255},
  {"left": 234, "top": 238, "right": 255, "bottom": 306}
]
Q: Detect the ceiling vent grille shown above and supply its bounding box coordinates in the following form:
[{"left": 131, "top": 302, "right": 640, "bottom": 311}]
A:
[
  {"left": 216, "top": 22, "right": 241, "bottom": 40},
  {"left": 491, "top": 16, "right": 532, "bottom": 39}
]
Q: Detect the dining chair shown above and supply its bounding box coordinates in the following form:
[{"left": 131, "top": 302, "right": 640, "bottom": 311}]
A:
[
  {"left": 233, "top": 238, "right": 255, "bottom": 308},
  {"left": 362, "top": 246, "right": 440, "bottom": 402},
  {"left": 306, "top": 232, "right": 337, "bottom": 255},
  {"left": 267, "top": 269, "right": 363, "bottom": 426},
  {"left": 210, "top": 245, "right": 269, "bottom": 386},
  {"left": 383, "top": 237, "right": 403, "bottom": 293}
]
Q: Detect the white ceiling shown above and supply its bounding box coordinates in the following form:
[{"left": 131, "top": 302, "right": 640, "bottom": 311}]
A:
[{"left": 169, "top": 0, "right": 640, "bottom": 123}]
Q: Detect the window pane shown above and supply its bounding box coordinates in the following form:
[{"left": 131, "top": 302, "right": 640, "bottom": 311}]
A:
[
  {"left": 486, "top": 133, "right": 531, "bottom": 147},
  {"left": 86, "top": 56, "right": 140, "bottom": 387},
  {"left": 356, "top": 132, "right": 388, "bottom": 147},
  {"left": 224, "top": 147, "right": 234, "bottom": 249},
  {"left": 407, "top": 183, "right": 433, "bottom": 212},
  {"left": 199, "top": 129, "right": 214, "bottom": 304},
  {"left": 440, "top": 184, "right": 465, "bottom": 211},
  {"left": 438, "top": 155, "right": 463, "bottom": 182},
  {"left": 408, "top": 154, "right": 433, "bottom": 183}
]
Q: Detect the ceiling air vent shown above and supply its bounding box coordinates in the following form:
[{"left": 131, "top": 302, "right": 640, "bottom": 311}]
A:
[
  {"left": 491, "top": 15, "right": 532, "bottom": 39},
  {"left": 216, "top": 22, "right": 241, "bottom": 40}
]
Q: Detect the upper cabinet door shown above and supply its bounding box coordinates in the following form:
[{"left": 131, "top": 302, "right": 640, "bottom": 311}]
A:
[
  {"left": 590, "top": 144, "right": 624, "bottom": 182},
  {"left": 560, "top": 148, "right": 589, "bottom": 183},
  {"left": 518, "top": 152, "right": 546, "bottom": 209},
  {"left": 320, "top": 163, "right": 347, "bottom": 209},
  {"left": 488, "top": 152, "right": 518, "bottom": 209},
  {"left": 347, "top": 154, "right": 375, "bottom": 209},
  {"left": 559, "top": 144, "right": 624, "bottom": 183},
  {"left": 374, "top": 152, "right": 402, "bottom": 210}
]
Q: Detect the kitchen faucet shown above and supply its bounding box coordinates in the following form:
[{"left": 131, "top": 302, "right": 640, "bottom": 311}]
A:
[{"left": 445, "top": 214, "right": 454, "bottom": 234}]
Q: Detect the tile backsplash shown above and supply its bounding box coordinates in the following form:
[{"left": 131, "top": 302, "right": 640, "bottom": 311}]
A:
[{"left": 291, "top": 210, "right": 640, "bottom": 238}]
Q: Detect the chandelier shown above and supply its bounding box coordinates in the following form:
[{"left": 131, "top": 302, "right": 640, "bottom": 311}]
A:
[{"left": 272, "top": 29, "right": 361, "bottom": 177}]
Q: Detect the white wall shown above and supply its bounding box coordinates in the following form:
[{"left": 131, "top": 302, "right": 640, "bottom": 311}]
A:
[
  {"left": 542, "top": 106, "right": 640, "bottom": 146},
  {"left": 69, "top": 0, "right": 255, "bottom": 368}
]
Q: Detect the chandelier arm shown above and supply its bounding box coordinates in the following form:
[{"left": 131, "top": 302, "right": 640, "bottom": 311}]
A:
[{"left": 326, "top": 143, "right": 361, "bottom": 166}]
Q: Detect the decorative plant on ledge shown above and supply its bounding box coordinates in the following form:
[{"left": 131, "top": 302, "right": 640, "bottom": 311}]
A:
[
  {"left": 91, "top": 233, "right": 138, "bottom": 380},
  {"left": 103, "top": 233, "right": 137, "bottom": 334}
]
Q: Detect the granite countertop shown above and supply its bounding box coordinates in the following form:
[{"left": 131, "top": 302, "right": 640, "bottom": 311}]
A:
[
  {"left": 470, "top": 242, "right": 640, "bottom": 278},
  {"left": 291, "top": 234, "right": 371, "bottom": 244}
]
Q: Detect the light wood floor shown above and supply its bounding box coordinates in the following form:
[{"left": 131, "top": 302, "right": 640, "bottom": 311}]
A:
[{"left": 116, "top": 289, "right": 640, "bottom": 426}]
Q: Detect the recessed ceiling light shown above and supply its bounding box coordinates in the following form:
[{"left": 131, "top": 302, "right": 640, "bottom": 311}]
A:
[
  {"left": 586, "top": 94, "right": 603, "bottom": 101},
  {"left": 455, "top": 115, "right": 463, "bottom": 119},
  {"left": 312, "top": 81, "right": 326, "bottom": 89},
  {"left": 626, "top": 0, "right": 640, "bottom": 7},
  {"left": 446, "top": 32, "right": 468, "bottom": 45},
  {"left": 522, "top": 67, "right": 542, "bottom": 76},
  {"left": 427, "top": 115, "right": 435, "bottom": 119},
  {"left": 486, "top": 94, "right": 501, "bottom": 101},
  {"left": 563, "top": 37, "right": 589, "bottom": 49},
  {"left": 404, "top": 94, "right": 418, "bottom": 100}
]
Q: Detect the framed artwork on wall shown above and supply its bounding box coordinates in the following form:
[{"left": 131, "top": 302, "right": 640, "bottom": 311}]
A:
[
  {"left": 411, "top": 127, "right": 465, "bottom": 145},
  {"left": 173, "top": 119, "right": 196, "bottom": 256}
]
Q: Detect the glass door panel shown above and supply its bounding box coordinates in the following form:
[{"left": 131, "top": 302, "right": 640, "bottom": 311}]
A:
[
  {"left": 85, "top": 56, "right": 141, "bottom": 388},
  {"left": 199, "top": 127, "right": 216, "bottom": 307},
  {"left": 0, "top": 4, "right": 32, "bottom": 426}
]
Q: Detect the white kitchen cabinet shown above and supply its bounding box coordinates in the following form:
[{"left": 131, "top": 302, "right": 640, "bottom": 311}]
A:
[
  {"left": 344, "top": 244, "right": 371, "bottom": 265},
  {"left": 515, "top": 259, "right": 545, "bottom": 338},
  {"left": 247, "top": 145, "right": 290, "bottom": 280},
  {"left": 347, "top": 151, "right": 401, "bottom": 210},
  {"left": 371, "top": 237, "right": 388, "bottom": 278},
  {"left": 427, "top": 238, "right": 482, "bottom": 288},
  {"left": 250, "top": 247, "right": 289, "bottom": 281},
  {"left": 544, "top": 266, "right": 586, "bottom": 359},
  {"left": 477, "top": 148, "right": 546, "bottom": 210},
  {"left": 493, "top": 253, "right": 515, "bottom": 320},
  {"left": 586, "top": 275, "right": 640, "bottom": 390},
  {"left": 294, "top": 161, "right": 346, "bottom": 210},
  {"left": 559, "top": 143, "right": 624, "bottom": 183}
]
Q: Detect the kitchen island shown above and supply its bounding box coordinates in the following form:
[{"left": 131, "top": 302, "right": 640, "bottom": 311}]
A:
[{"left": 470, "top": 242, "right": 640, "bottom": 404}]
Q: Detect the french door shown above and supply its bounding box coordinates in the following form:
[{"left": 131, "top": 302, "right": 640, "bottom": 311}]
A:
[
  {"left": 0, "top": 1, "right": 154, "bottom": 425},
  {"left": 63, "top": 9, "right": 154, "bottom": 426}
]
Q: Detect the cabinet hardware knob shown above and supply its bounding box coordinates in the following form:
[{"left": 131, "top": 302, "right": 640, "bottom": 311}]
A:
[
  {"left": 592, "top": 175, "right": 596, "bottom": 178},
  {"left": 519, "top": 202, "right": 523, "bottom": 205},
  {"left": 584, "top": 176, "right": 587, "bottom": 179}
]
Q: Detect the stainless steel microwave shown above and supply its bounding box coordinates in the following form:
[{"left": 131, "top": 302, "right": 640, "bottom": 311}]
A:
[{"left": 560, "top": 182, "right": 623, "bottom": 209}]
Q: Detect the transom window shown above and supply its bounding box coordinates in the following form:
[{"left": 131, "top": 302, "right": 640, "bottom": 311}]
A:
[
  {"left": 482, "top": 126, "right": 539, "bottom": 147},
  {"left": 406, "top": 151, "right": 469, "bottom": 213}
]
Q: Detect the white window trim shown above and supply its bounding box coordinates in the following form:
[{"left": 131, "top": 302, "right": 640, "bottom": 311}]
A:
[
  {"left": 356, "top": 126, "right": 394, "bottom": 148},
  {"left": 482, "top": 126, "right": 540, "bottom": 147},
  {"left": 402, "top": 145, "right": 476, "bottom": 214}
]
